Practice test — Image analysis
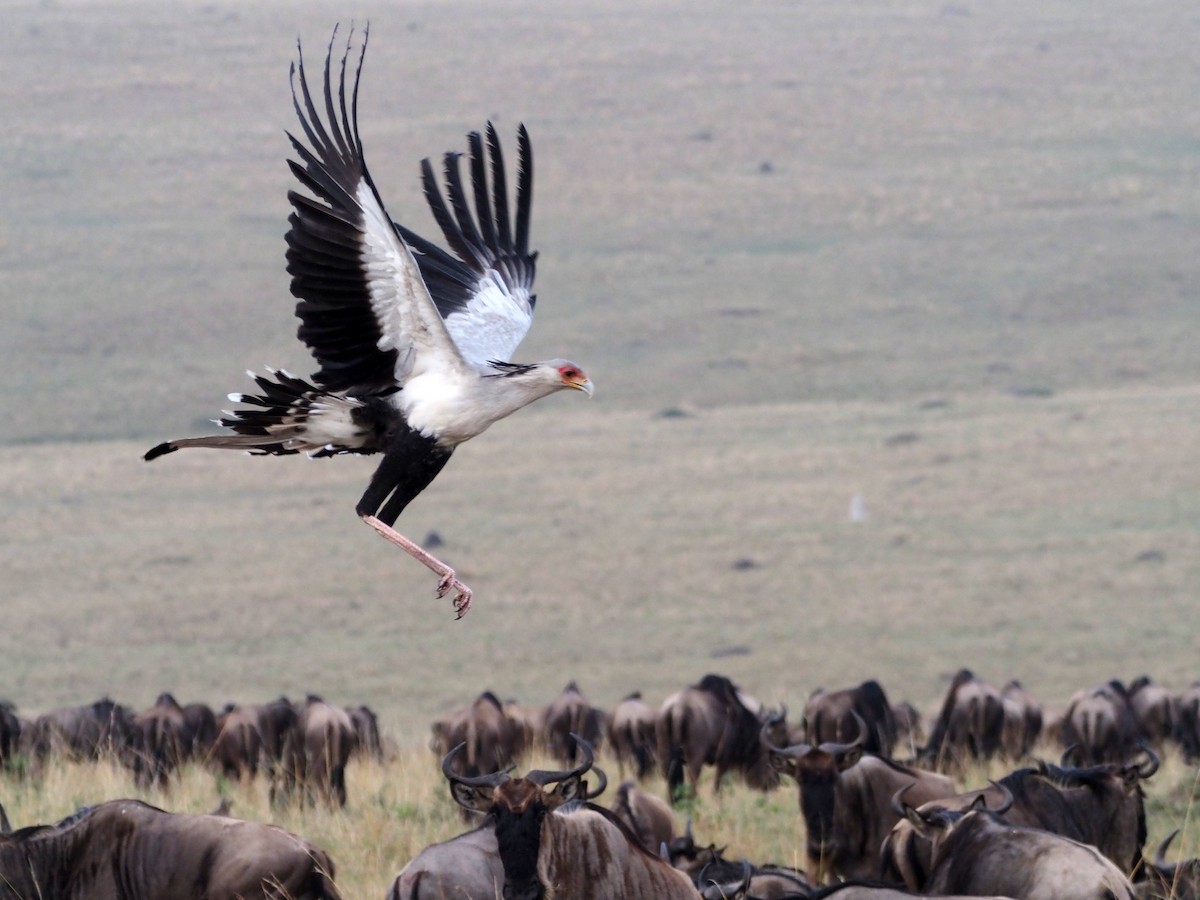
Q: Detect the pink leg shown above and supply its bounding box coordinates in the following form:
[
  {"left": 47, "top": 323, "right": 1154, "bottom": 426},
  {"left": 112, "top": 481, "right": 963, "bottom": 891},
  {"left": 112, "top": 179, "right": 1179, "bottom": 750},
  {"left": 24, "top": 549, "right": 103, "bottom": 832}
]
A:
[{"left": 361, "top": 515, "right": 473, "bottom": 618}]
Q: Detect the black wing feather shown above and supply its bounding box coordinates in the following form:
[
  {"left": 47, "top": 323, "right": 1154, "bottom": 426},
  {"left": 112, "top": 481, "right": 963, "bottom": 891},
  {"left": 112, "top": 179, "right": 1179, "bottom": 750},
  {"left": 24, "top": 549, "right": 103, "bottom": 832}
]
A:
[{"left": 285, "top": 26, "right": 400, "bottom": 392}]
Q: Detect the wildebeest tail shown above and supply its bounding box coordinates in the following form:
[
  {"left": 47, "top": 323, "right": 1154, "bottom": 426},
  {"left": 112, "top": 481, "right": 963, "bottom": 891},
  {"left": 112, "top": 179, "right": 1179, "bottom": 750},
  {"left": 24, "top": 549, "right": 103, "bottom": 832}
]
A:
[
  {"left": 660, "top": 709, "right": 686, "bottom": 802},
  {"left": 143, "top": 368, "right": 377, "bottom": 461}
]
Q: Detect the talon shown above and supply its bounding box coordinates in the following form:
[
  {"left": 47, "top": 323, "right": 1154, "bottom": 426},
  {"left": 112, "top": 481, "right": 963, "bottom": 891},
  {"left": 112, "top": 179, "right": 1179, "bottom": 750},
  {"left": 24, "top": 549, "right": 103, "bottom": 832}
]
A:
[
  {"left": 453, "top": 587, "right": 473, "bottom": 619},
  {"left": 436, "top": 571, "right": 455, "bottom": 599}
]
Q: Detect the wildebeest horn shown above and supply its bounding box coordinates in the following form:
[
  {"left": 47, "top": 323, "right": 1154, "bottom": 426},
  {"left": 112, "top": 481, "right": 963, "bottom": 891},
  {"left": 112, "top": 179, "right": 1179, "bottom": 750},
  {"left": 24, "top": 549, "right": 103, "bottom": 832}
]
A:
[
  {"left": 584, "top": 764, "right": 609, "bottom": 799},
  {"left": 1155, "top": 828, "right": 1180, "bottom": 866},
  {"left": 817, "top": 710, "right": 868, "bottom": 756},
  {"left": 891, "top": 782, "right": 915, "bottom": 818},
  {"left": 440, "top": 742, "right": 512, "bottom": 789},
  {"left": 0, "top": 802, "right": 11, "bottom": 834},
  {"left": 986, "top": 779, "right": 1014, "bottom": 815},
  {"left": 525, "top": 733, "right": 595, "bottom": 787},
  {"left": 1060, "top": 742, "right": 1081, "bottom": 767},
  {"left": 1136, "top": 741, "right": 1160, "bottom": 779}
]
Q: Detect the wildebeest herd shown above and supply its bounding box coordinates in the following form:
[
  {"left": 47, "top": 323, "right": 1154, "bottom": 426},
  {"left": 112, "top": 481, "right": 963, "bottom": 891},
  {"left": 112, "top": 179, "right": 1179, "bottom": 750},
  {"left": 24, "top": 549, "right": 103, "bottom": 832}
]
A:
[{"left": 3, "top": 671, "right": 1200, "bottom": 898}]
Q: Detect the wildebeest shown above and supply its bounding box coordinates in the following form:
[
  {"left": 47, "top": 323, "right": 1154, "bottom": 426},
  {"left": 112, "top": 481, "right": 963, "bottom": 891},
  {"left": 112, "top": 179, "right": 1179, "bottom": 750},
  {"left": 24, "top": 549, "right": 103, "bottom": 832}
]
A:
[
  {"left": 1127, "top": 676, "right": 1177, "bottom": 752},
  {"left": 804, "top": 680, "right": 896, "bottom": 757},
  {"left": 348, "top": 704, "right": 384, "bottom": 761},
  {"left": 213, "top": 704, "right": 266, "bottom": 782},
  {"left": 999, "top": 679, "right": 1043, "bottom": 760},
  {"left": 433, "top": 691, "right": 526, "bottom": 779},
  {"left": 765, "top": 715, "right": 956, "bottom": 884},
  {"left": 0, "top": 701, "right": 21, "bottom": 770},
  {"left": 890, "top": 702, "right": 924, "bottom": 757},
  {"left": 882, "top": 748, "right": 1156, "bottom": 889},
  {"left": 256, "top": 695, "right": 301, "bottom": 771},
  {"left": 607, "top": 691, "right": 658, "bottom": 779},
  {"left": 657, "top": 674, "right": 786, "bottom": 802},
  {"left": 1176, "top": 682, "right": 1200, "bottom": 763},
  {"left": 442, "top": 735, "right": 701, "bottom": 900},
  {"left": 181, "top": 701, "right": 218, "bottom": 762},
  {"left": 610, "top": 780, "right": 676, "bottom": 855},
  {"left": 391, "top": 761, "right": 609, "bottom": 900},
  {"left": 898, "top": 789, "right": 1136, "bottom": 900},
  {"left": 1061, "top": 681, "right": 1141, "bottom": 765},
  {"left": 0, "top": 798, "right": 340, "bottom": 898},
  {"left": 130, "top": 692, "right": 192, "bottom": 789},
  {"left": 1136, "top": 829, "right": 1200, "bottom": 900},
  {"left": 543, "top": 681, "right": 606, "bottom": 766},
  {"left": 276, "top": 696, "right": 358, "bottom": 808},
  {"left": 20, "top": 697, "right": 136, "bottom": 776},
  {"left": 388, "top": 819, "right": 504, "bottom": 900},
  {"left": 921, "top": 669, "right": 1005, "bottom": 771}
]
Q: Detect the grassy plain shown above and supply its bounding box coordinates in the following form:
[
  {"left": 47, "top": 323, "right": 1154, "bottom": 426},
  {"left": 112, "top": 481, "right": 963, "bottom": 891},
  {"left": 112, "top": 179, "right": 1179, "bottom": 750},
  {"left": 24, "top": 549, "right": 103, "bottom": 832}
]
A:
[{"left": 1, "top": 0, "right": 1199, "bottom": 894}]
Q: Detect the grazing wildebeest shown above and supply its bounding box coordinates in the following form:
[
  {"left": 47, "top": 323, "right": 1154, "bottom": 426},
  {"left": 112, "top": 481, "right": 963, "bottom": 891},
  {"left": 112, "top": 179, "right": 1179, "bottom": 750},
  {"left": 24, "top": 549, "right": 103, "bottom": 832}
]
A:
[
  {"left": 890, "top": 702, "right": 924, "bottom": 757},
  {"left": 765, "top": 715, "right": 956, "bottom": 884},
  {"left": 804, "top": 680, "right": 896, "bottom": 757},
  {"left": 0, "top": 798, "right": 340, "bottom": 899},
  {"left": 999, "top": 679, "right": 1043, "bottom": 760},
  {"left": 21, "top": 697, "right": 136, "bottom": 775},
  {"left": 433, "top": 691, "right": 525, "bottom": 780},
  {"left": 657, "top": 674, "right": 786, "bottom": 802},
  {"left": 543, "top": 681, "right": 606, "bottom": 766},
  {"left": 256, "top": 695, "right": 300, "bottom": 771},
  {"left": 1176, "top": 682, "right": 1200, "bottom": 763},
  {"left": 610, "top": 780, "right": 676, "bottom": 855},
  {"left": 607, "top": 692, "right": 659, "bottom": 779},
  {"left": 213, "top": 704, "right": 266, "bottom": 782},
  {"left": 348, "top": 704, "right": 384, "bottom": 761},
  {"left": 921, "top": 669, "right": 1005, "bottom": 771},
  {"left": 882, "top": 748, "right": 1156, "bottom": 890},
  {"left": 442, "top": 735, "right": 701, "bottom": 900},
  {"left": 1136, "top": 829, "right": 1200, "bottom": 900},
  {"left": 1062, "top": 681, "right": 1141, "bottom": 765},
  {"left": 276, "top": 696, "right": 358, "bottom": 808},
  {"left": 1127, "top": 676, "right": 1178, "bottom": 752},
  {"left": 131, "top": 692, "right": 192, "bottom": 789},
  {"left": 181, "top": 701, "right": 218, "bottom": 761},
  {"left": 898, "top": 788, "right": 1136, "bottom": 900}
]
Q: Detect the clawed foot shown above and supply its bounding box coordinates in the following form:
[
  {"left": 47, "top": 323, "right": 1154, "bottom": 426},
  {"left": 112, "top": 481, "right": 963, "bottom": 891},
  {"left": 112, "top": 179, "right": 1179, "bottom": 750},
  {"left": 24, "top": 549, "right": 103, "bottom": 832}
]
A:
[{"left": 437, "top": 572, "right": 473, "bottom": 619}]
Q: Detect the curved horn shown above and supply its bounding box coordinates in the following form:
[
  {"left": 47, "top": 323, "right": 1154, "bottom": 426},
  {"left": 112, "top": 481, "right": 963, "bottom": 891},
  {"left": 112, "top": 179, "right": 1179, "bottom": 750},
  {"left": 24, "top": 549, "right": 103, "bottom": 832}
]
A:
[
  {"left": 440, "top": 742, "right": 511, "bottom": 789},
  {"left": 584, "top": 764, "right": 609, "bottom": 799},
  {"left": 1156, "top": 828, "right": 1180, "bottom": 866},
  {"left": 736, "top": 859, "right": 753, "bottom": 896},
  {"left": 987, "top": 779, "right": 1014, "bottom": 815},
  {"left": 1060, "top": 742, "right": 1080, "bottom": 767},
  {"left": 891, "top": 782, "right": 916, "bottom": 818},
  {"left": 525, "top": 733, "right": 595, "bottom": 786},
  {"left": 1137, "top": 741, "right": 1160, "bottom": 779},
  {"left": 817, "top": 710, "right": 868, "bottom": 756}
]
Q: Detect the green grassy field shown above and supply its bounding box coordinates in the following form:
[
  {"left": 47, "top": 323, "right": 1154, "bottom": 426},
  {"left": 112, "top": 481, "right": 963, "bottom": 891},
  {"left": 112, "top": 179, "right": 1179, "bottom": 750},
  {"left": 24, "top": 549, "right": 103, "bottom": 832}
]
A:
[{"left": 1, "top": 0, "right": 1199, "bottom": 894}]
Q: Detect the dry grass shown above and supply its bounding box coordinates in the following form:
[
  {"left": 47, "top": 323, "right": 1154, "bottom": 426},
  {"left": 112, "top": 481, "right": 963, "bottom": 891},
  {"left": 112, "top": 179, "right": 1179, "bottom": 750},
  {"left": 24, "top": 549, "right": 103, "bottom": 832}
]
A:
[{"left": 3, "top": 741, "right": 1200, "bottom": 897}]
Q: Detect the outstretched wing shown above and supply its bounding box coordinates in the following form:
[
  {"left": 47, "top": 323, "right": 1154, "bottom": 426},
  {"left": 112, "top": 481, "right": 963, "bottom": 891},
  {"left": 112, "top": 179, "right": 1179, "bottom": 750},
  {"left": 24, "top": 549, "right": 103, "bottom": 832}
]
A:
[
  {"left": 285, "top": 27, "right": 472, "bottom": 393},
  {"left": 397, "top": 124, "right": 538, "bottom": 370}
]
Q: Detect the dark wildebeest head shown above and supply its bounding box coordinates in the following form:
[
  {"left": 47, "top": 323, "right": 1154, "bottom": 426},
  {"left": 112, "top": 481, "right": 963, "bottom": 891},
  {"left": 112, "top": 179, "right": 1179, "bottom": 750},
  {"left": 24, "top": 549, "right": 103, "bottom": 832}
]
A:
[
  {"left": 543, "top": 681, "right": 606, "bottom": 767},
  {"left": 443, "top": 735, "right": 699, "bottom": 900},
  {"left": 0, "top": 798, "right": 340, "bottom": 899},
  {"left": 657, "top": 674, "right": 787, "bottom": 803},
  {"left": 804, "top": 680, "right": 897, "bottom": 758},
  {"left": 766, "top": 713, "right": 955, "bottom": 884},
  {"left": 898, "top": 786, "right": 1136, "bottom": 900}
]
